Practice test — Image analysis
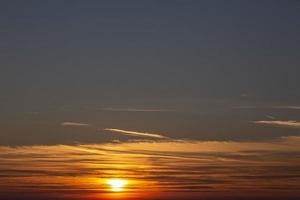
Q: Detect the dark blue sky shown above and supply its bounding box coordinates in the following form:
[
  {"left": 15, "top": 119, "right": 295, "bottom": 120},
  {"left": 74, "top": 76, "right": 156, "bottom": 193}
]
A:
[{"left": 0, "top": 0, "right": 300, "bottom": 145}]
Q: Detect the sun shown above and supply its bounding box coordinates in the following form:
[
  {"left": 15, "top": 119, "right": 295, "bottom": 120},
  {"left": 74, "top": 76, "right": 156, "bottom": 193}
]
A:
[{"left": 106, "top": 179, "right": 128, "bottom": 192}]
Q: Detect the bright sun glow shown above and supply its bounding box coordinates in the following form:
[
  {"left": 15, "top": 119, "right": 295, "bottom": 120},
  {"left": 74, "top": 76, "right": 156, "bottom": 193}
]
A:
[{"left": 106, "top": 179, "right": 128, "bottom": 192}]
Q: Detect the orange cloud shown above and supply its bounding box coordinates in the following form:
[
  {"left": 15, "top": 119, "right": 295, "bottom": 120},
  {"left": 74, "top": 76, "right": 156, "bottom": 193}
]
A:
[{"left": 1, "top": 137, "right": 299, "bottom": 199}]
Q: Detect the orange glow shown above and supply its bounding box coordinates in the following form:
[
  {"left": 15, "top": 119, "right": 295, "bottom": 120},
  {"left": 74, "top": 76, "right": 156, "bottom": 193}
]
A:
[{"left": 0, "top": 138, "right": 299, "bottom": 199}]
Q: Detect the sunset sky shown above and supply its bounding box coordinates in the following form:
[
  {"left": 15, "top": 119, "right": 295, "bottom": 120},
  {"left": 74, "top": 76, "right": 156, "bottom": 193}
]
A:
[{"left": 0, "top": 1, "right": 300, "bottom": 200}]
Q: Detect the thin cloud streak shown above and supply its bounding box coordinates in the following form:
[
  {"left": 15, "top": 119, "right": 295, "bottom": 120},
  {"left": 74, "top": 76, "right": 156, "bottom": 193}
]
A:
[
  {"left": 60, "top": 123, "right": 168, "bottom": 140},
  {"left": 61, "top": 122, "right": 91, "bottom": 127},
  {"left": 255, "top": 120, "right": 300, "bottom": 129},
  {"left": 101, "top": 107, "right": 175, "bottom": 112},
  {"left": 271, "top": 105, "right": 300, "bottom": 110},
  {"left": 234, "top": 105, "right": 300, "bottom": 110},
  {"left": 104, "top": 128, "right": 168, "bottom": 139}
]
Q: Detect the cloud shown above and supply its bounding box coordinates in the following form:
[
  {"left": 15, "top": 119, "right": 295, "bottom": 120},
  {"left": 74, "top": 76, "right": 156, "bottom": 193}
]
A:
[
  {"left": 280, "top": 136, "right": 300, "bottom": 144},
  {"left": 271, "top": 105, "right": 300, "bottom": 110},
  {"left": 234, "top": 105, "right": 300, "bottom": 110},
  {"left": 265, "top": 115, "right": 276, "bottom": 119},
  {"left": 101, "top": 107, "right": 174, "bottom": 112},
  {"left": 60, "top": 123, "right": 168, "bottom": 140},
  {"left": 254, "top": 120, "right": 300, "bottom": 129},
  {"left": 104, "top": 128, "right": 168, "bottom": 139},
  {"left": 61, "top": 122, "right": 91, "bottom": 127},
  {"left": 232, "top": 105, "right": 258, "bottom": 109},
  {"left": 0, "top": 137, "right": 299, "bottom": 198}
]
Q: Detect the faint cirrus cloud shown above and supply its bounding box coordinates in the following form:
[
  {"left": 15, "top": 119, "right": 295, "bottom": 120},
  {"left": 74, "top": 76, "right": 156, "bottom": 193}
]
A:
[
  {"left": 254, "top": 120, "right": 300, "bottom": 129},
  {"left": 104, "top": 128, "right": 168, "bottom": 139},
  {"left": 271, "top": 105, "right": 300, "bottom": 110},
  {"left": 234, "top": 105, "right": 300, "bottom": 110},
  {"left": 101, "top": 107, "right": 175, "bottom": 112},
  {"left": 61, "top": 122, "right": 92, "bottom": 127},
  {"left": 60, "top": 122, "right": 168, "bottom": 139}
]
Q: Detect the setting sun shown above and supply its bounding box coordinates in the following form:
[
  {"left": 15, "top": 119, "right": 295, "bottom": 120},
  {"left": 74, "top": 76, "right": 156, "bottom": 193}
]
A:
[{"left": 106, "top": 179, "right": 128, "bottom": 192}]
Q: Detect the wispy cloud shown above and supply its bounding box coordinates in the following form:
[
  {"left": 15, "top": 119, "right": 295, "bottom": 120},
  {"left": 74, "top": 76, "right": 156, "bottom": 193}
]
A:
[
  {"left": 104, "top": 128, "right": 168, "bottom": 139},
  {"left": 265, "top": 115, "right": 276, "bottom": 119},
  {"left": 234, "top": 105, "right": 300, "bottom": 110},
  {"left": 60, "top": 123, "right": 168, "bottom": 140},
  {"left": 271, "top": 105, "right": 300, "bottom": 110},
  {"left": 281, "top": 135, "right": 300, "bottom": 144},
  {"left": 101, "top": 107, "right": 175, "bottom": 112},
  {"left": 61, "top": 122, "right": 91, "bottom": 127},
  {"left": 254, "top": 120, "right": 300, "bottom": 129},
  {"left": 101, "top": 107, "right": 174, "bottom": 112},
  {"left": 0, "top": 137, "right": 299, "bottom": 199}
]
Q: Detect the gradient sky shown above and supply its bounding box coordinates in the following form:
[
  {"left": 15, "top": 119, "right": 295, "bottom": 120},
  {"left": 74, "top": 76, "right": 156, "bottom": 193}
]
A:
[
  {"left": 1, "top": 0, "right": 300, "bottom": 145},
  {"left": 0, "top": 1, "right": 300, "bottom": 199}
]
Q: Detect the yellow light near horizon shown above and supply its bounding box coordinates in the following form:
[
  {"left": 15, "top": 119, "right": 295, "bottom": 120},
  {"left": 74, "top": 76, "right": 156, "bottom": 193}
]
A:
[{"left": 106, "top": 179, "right": 128, "bottom": 192}]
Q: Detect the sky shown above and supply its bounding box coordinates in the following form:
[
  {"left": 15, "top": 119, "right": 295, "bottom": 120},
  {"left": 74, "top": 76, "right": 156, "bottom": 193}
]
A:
[{"left": 0, "top": 1, "right": 300, "bottom": 199}]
